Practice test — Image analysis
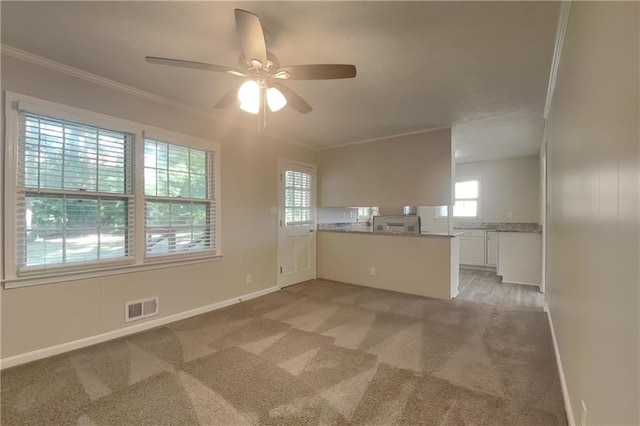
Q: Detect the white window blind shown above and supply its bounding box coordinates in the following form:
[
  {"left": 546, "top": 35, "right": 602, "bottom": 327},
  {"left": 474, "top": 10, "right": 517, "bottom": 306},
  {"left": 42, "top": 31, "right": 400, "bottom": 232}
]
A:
[
  {"left": 17, "top": 112, "right": 134, "bottom": 271},
  {"left": 144, "top": 139, "right": 215, "bottom": 256},
  {"left": 284, "top": 170, "right": 312, "bottom": 225}
]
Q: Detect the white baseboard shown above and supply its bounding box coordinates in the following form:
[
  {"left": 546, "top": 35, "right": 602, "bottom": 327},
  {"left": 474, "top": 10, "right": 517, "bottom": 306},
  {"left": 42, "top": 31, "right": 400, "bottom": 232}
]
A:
[
  {"left": 460, "top": 265, "right": 497, "bottom": 272},
  {"left": 0, "top": 285, "right": 280, "bottom": 370},
  {"left": 501, "top": 278, "right": 541, "bottom": 288},
  {"left": 544, "top": 301, "right": 576, "bottom": 426}
]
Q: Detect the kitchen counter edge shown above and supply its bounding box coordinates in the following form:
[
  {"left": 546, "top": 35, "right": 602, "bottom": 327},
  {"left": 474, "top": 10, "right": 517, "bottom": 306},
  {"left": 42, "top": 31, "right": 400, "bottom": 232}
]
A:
[{"left": 318, "top": 228, "right": 463, "bottom": 238}]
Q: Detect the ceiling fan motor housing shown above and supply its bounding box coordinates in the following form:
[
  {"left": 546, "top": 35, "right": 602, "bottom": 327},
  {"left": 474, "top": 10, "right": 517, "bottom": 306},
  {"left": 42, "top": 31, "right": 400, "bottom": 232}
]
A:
[{"left": 238, "top": 51, "right": 280, "bottom": 74}]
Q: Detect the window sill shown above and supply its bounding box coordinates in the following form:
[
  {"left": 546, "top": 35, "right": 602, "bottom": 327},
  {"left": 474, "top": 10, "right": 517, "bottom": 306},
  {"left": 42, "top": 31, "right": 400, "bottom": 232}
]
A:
[{"left": 2, "top": 254, "right": 223, "bottom": 289}]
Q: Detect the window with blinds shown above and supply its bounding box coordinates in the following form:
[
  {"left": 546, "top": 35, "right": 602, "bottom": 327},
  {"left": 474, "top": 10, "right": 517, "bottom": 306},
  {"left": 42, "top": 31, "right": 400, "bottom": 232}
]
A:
[
  {"left": 17, "top": 112, "right": 134, "bottom": 270},
  {"left": 144, "top": 139, "right": 215, "bottom": 256},
  {"left": 5, "top": 94, "right": 221, "bottom": 284},
  {"left": 284, "top": 170, "right": 312, "bottom": 225}
]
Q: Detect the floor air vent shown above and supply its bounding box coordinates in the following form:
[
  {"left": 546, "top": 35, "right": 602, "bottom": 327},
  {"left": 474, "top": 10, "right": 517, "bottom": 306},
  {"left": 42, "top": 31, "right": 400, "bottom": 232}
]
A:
[{"left": 125, "top": 297, "right": 159, "bottom": 322}]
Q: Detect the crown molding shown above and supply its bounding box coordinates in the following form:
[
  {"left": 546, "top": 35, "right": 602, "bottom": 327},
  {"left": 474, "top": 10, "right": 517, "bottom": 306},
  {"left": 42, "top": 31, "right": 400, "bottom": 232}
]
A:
[
  {"left": 544, "top": 1, "right": 572, "bottom": 119},
  {"left": 317, "top": 125, "right": 452, "bottom": 151},
  {"left": 1, "top": 44, "right": 213, "bottom": 118},
  {"left": 0, "top": 44, "right": 316, "bottom": 151}
]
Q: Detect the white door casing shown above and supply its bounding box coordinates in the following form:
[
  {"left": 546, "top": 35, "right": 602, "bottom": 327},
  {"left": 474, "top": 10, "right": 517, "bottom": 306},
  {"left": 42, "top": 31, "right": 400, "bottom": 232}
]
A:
[{"left": 277, "top": 159, "right": 317, "bottom": 287}]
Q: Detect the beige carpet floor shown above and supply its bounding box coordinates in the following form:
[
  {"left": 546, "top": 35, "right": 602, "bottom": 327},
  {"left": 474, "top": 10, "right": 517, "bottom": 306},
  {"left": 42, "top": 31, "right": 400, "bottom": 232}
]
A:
[{"left": 1, "top": 279, "right": 567, "bottom": 425}]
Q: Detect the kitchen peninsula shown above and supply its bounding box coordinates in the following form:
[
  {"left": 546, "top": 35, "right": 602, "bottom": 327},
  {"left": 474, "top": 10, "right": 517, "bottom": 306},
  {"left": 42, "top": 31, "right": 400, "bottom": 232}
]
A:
[{"left": 317, "top": 224, "right": 462, "bottom": 300}]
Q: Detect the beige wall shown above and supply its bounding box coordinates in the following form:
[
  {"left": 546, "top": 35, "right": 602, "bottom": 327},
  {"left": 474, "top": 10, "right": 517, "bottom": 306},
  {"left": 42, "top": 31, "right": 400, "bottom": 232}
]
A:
[
  {"left": 0, "top": 55, "right": 317, "bottom": 358},
  {"left": 317, "top": 128, "right": 452, "bottom": 209},
  {"left": 456, "top": 156, "right": 540, "bottom": 223},
  {"left": 318, "top": 231, "right": 457, "bottom": 300},
  {"left": 546, "top": 3, "right": 639, "bottom": 425}
]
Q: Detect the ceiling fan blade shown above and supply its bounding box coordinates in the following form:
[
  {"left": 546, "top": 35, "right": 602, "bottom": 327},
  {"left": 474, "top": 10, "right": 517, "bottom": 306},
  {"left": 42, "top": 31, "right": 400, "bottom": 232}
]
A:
[
  {"left": 146, "top": 56, "right": 244, "bottom": 76},
  {"left": 277, "top": 64, "right": 357, "bottom": 80},
  {"left": 271, "top": 84, "right": 313, "bottom": 114},
  {"left": 234, "top": 9, "right": 267, "bottom": 66},
  {"left": 214, "top": 85, "right": 241, "bottom": 109}
]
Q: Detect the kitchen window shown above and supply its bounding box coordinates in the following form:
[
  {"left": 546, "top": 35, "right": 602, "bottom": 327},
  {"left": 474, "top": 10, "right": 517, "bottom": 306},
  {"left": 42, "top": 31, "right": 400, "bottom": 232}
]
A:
[
  {"left": 3, "top": 92, "right": 221, "bottom": 287},
  {"left": 437, "top": 178, "right": 481, "bottom": 219}
]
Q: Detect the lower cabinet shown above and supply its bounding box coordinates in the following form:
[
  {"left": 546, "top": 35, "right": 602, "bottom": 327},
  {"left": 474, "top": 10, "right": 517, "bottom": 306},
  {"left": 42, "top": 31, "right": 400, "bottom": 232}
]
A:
[
  {"left": 486, "top": 231, "right": 498, "bottom": 266},
  {"left": 459, "top": 230, "right": 486, "bottom": 266},
  {"left": 497, "top": 232, "right": 542, "bottom": 286},
  {"left": 458, "top": 228, "right": 542, "bottom": 287}
]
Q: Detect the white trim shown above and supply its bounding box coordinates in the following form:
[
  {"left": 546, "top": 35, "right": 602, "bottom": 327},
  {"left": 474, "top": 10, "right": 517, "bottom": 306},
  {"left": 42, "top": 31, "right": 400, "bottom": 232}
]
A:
[
  {"left": 500, "top": 279, "right": 541, "bottom": 288},
  {"left": 0, "top": 284, "right": 280, "bottom": 370},
  {"left": 318, "top": 126, "right": 451, "bottom": 151},
  {"left": 4, "top": 92, "right": 20, "bottom": 281},
  {"left": 3, "top": 255, "right": 222, "bottom": 289},
  {"left": 459, "top": 264, "right": 497, "bottom": 272},
  {"left": 545, "top": 301, "right": 576, "bottom": 426},
  {"left": 540, "top": 124, "right": 548, "bottom": 294},
  {"left": 277, "top": 158, "right": 318, "bottom": 288},
  {"left": 17, "top": 98, "right": 141, "bottom": 134},
  {"left": 277, "top": 157, "right": 318, "bottom": 171},
  {"left": 544, "top": 2, "right": 572, "bottom": 119}
]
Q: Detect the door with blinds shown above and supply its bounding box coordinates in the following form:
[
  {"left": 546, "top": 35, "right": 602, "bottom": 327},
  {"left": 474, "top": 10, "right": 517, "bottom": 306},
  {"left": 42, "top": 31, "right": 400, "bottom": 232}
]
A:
[{"left": 278, "top": 159, "right": 317, "bottom": 287}]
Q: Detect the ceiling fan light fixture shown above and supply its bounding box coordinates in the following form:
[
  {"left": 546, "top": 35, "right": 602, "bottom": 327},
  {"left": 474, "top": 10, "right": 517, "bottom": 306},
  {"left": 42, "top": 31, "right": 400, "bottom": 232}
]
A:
[
  {"left": 267, "top": 86, "right": 287, "bottom": 112},
  {"left": 238, "top": 80, "right": 260, "bottom": 114}
]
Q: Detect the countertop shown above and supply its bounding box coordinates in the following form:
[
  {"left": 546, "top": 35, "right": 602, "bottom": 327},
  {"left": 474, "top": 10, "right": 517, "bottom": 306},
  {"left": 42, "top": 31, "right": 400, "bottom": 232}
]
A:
[
  {"left": 318, "top": 224, "right": 463, "bottom": 238},
  {"left": 453, "top": 222, "right": 542, "bottom": 233}
]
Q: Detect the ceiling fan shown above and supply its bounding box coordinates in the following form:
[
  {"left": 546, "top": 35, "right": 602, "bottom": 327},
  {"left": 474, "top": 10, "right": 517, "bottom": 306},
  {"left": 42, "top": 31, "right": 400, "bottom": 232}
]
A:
[{"left": 145, "top": 9, "right": 357, "bottom": 118}]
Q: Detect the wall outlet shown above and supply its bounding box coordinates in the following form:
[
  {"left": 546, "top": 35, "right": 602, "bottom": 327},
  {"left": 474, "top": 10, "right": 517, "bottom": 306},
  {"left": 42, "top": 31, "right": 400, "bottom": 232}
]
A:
[
  {"left": 581, "top": 400, "right": 587, "bottom": 426},
  {"left": 246, "top": 274, "right": 252, "bottom": 285},
  {"left": 507, "top": 211, "right": 513, "bottom": 219},
  {"left": 369, "top": 267, "right": 376, "bottom": 276}
]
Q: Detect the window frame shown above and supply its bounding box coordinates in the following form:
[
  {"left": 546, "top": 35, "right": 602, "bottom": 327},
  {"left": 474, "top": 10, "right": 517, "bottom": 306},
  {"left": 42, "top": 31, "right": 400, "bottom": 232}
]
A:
[
  {"left": 283, "top": 169, "right": 313, "bottom": 226},
  {"left": 3, "top": 92, "right": 222, "bottom": 288},
  {"left": 436, "top": 177, "right": 482, "bottom": 220},
  {"left": 142, "top": 132, "right": 218, "bottom": 260},
  {"left": 17, "top": 112, "right": 136, "bottom": 274}
]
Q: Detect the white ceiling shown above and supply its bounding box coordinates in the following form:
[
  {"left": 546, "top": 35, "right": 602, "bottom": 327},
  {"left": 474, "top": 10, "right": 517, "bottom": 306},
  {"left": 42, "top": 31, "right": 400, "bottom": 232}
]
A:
[{"left": 1, "top": 1, "right": 559, "bottom": 162}]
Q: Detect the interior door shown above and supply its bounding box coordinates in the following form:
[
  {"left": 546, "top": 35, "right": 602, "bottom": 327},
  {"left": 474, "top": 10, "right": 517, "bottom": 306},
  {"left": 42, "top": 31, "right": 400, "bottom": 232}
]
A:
[{"left": 277, "top": 159, "right": 317, "bottom": 287}]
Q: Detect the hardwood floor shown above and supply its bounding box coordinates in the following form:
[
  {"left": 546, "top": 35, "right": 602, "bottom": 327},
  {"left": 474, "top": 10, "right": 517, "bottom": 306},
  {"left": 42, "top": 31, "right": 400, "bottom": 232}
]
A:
[{"left": 456, "top": 269, "right": 544, "bottom": 310}]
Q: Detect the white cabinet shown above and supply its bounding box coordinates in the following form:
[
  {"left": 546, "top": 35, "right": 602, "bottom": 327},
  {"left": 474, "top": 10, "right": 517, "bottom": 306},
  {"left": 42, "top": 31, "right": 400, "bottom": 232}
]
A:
[
  {"left": 459, "top": 230, "right": 486, "bottom": 266},
  {"left": 486, "top": 231, "right": 498, "bottom": 266},
  {"left": 497, "top": 232, "right": 542, "bottom": 286}
]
